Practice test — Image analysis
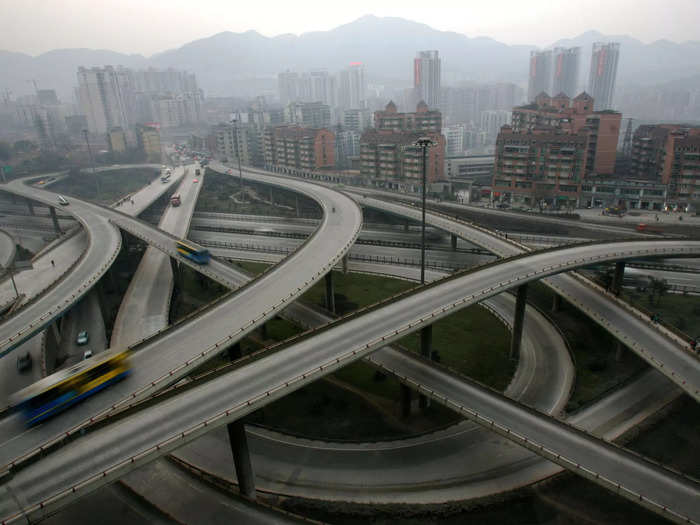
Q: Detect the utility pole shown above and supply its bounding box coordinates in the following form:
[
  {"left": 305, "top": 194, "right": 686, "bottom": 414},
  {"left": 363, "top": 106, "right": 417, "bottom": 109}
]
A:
[
  {"left": 82, "top": 129, "right": 100, "bottom": 200},
  {"left": 231, "top": 118, "right": 244, "bottom": 202},
  {"left": 414, "top": 137, "right": 435, "bottom": 285}
]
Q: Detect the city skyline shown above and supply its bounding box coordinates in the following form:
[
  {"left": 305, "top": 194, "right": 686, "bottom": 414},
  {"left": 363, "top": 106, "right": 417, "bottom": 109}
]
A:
[{"left": 1, "top": 2, "right": 699, "bottom": 56}]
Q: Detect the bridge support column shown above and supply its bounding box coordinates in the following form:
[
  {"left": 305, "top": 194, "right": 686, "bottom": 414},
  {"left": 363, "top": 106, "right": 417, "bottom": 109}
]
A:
[
  {"left": 25, "top": 198, "right": 35, "bottom": 216},
  {"left": 611, "top": 261, "right": 626, "bottom": 296},
  {"left": 260, "top": 322, "right": 268, "bottom": 341},
  {"left": 228, "top": 341, "right": 242, "bottom": 361},
  {"left": 324, "top": 272, "right": 335, "bottom": 314},
  {"left": 269, "top": 188, "right": 274, "bottom": 205},
  {"left": 169, "top": 257, "right": 181, "bottom": 293},
  {"left": 510, "top": 284, "right": 528, "bottom": 360},
  {"left": 295, "top": 196, "right": 300, "bottom": 217},
  {"left": 404, "top": 221, "right": 410, "bottom": 232},
  {"left": 342, "top": 255, "right": 349, "bottom": 274},
  {"left": 226, "top": 420, "right": 256, "bottom": 500},
  {"left": 615, "top": 340, "right": 625, "bottom": 362},
  {"left": 419, "top": 325, "right": 433, "bottom": 409},
  {"left": 401, "top": 384, "right": 412, "bottom": 418},
  {"left": 49, "top": 207, "right": 61, "bottom": 234},
  {"left": 552, "top": 293, "right": 561, "bottom": 313},
  {"left": 451, "top": 234, "right": 457, "bottom": 251}
]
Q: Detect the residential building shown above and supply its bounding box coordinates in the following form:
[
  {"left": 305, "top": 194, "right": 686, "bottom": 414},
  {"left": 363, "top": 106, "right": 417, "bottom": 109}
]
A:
[
  {"left": 77, "top": 66, "right": 131, "bottom": 134},
  {"left": 338, "top": 63, "right": 366, "bottom": 109},
  {"left": 263, "top": 126, "right": 335, "bottom": 171},
  {"left": 360, "top": 129, "right": 445, "bottom": 189},
  {"left": 342, "top": 108, "right": 373, "bottom": 133},
  {"left": 446, "top": 155, "right": 494, "bottom": 182},
  {"left": 511, "top": 92, "right": 621, "bottom": 176},
  {"left": 284, "top": 102, "right": 332, "bottom": 129},
  {"left": 479, "top": 110, "right": 512, "bottom": 143},
  {"left": 492, "top": 126, "right": 589, "bottom": 208},
  {"left": 414, "top": 50, "right": 441, "bottom": 109},
  {"left": 137, "top": 124, "right": 161, "bottom": 162},
  {"left": 491, "top": 92, "right": 622, "bottom": 206},
  {"left": 107, "top": 127, "right": 127, "bottom": 153},
  {"left": 335, "top": 129, "right": 361, "bottom": 169},
  {"left": 443, "top": 125, "right": 466, "bottom": 157},
  {"left": 587, "top": 42, "right": 620, "bottom": 111},
  {"left": 630, "top": 124, "right": 700, "bottom": 206},
  {"left": 278, "top": 71, "right": 299, "bottom": 105},
  {"left": 527, "top": 50, "right": 552, "bottom": 102},
  {"left": 212, "top": 120, "right": 262, "bottom": 166},
  {"left": 552, "top": 47, "right": 580, "bottom": 98},
  {"left": 374, "top": 101, "right": 442, "bottom": 134}
]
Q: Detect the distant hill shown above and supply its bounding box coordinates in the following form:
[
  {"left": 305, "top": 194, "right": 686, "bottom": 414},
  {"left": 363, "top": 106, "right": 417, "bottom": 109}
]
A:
[{"left": 2, "top": 16, "right": 700, "bottom": 100}]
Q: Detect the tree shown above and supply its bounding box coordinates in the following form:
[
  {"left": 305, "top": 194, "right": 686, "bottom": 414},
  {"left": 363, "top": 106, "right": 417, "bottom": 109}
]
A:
[
  {"left": 649, "top": 277, "right": 669, "bottom": 306},
  {"left": 532, "top": 183, "right": 555, "bottom": 213}
]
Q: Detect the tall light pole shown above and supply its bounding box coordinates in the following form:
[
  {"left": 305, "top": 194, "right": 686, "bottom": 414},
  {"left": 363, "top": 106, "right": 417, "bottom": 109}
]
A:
[
  {"left": 414, "top": 137, "right": 435, "bottom": 285},
  {"left": 82, "top": 129, "right": 100, "bottom": 200}
]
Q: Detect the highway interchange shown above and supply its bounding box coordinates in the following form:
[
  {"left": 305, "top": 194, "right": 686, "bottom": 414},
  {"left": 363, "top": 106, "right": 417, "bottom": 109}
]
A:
[{"left": 0, "top": 162, "right": 698, "bottom": 523}]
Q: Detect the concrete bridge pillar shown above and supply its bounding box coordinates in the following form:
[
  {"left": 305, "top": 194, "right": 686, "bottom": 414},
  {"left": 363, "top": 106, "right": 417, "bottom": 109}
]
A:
[
  {"left": 510, "top": 284, "right": 528, "bottom": 360},
  {"left": 451, "top": 234, "right": 458, "bottom": 251},
  {"left": 404, "top": 221, "right": 410, "bottom": 232},
  {"left": 611, "top": 261, "right": 626, "bottom": 296},
  {"left": 26, "top": 198, "right": 35, "bottom": 216},
  {"left": 49, "top": 207, "right": 61, "bottom": 234},
  {"left": 324, "top": 272, "right": 335, "bottom": 314},
  {"left": 615, "top": 340, "right": 625, "bottom": 362},
  {"left": 226, "top": 420, "right": 256, "bottom": 500},
  {"left": 342, "top": 255, "right": 349, "bottom": 275},
  {"left": 228, "top": 341, "right": 242, "bottom": 361},
  {"left": 259, "top": 322, "right": 268, "bottom": 341},
  {"left": 552, "top": 293, "right": 561, "bottom": 313},
  {"left": 401, "top": 384, "right": 412, "bottom": 418},
  {"left": 169, "top": 257, "right": 181, "bottom": 294},
  {"left": 295, "top": 195, "right": 300, "bottom": 218}
]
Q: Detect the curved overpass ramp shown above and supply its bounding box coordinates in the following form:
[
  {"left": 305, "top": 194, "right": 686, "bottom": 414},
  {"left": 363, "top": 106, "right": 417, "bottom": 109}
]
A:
[
  {"left": 1, "top": 239, "right": 699, "bottom": 524},
  {"left": 0, "top": 173, "right": 362, "bottom": 478},
  {"left": 355, "top": 195, "right": 700, "bottom": 402}
]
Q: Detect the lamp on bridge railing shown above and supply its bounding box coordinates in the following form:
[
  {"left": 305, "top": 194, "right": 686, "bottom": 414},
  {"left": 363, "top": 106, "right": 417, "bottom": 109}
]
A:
[{"left": 413, "top": 137, "right": 437, "bottom": 285}]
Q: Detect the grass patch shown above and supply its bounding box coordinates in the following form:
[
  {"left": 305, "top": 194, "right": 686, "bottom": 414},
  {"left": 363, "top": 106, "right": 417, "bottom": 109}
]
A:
[
  {"left": 300, "top": 270, "right": 416, "bottom": 313},
  {"left": 232, "top": 260, "right": 271, "bottom": 276},
  {"left": 49, "top": 167, "right": 157, "bottom": 205},
  {"left": 527, "top": 282, "right": 648, "bottom": 412},
  {"left": 397, "top": 304, "right": 515, "bottom": 392},
  {"left": 622, "top": 289, "right": 700, "bottom": 339}
]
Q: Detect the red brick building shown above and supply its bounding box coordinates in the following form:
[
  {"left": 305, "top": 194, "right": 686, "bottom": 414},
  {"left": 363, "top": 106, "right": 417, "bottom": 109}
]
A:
[
  {"left": 360, "top": 130, "right": 445, "bottom": 189},
  {"left": 263, "top": 126, "right": 335, "bottom": 171},
  {"left": 492, "top": 92, "right": 621, "bottom": 207},
  {"left": 631, "top": 124, "right": 700, "bottom": 206},
  {"left": 374, "top": 101, "right": 442, "bottom": 134}
]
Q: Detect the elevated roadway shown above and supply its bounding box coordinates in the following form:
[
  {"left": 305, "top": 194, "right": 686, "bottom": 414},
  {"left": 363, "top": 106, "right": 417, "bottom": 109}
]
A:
[
  {"left": 0, "top": 167, "right": 186, "bottom": 357},
  {"left": 353, "top": 195, "right": 700, "bottom": 401},
  {"left": 1, "top": 238, "right": 698, "bottom": 524},
  {"left": 0, "top": 170, "right": 362, "bottom": 477}
]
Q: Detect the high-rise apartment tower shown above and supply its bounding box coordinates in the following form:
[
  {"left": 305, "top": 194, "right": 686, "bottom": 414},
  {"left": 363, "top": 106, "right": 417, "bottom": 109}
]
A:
[
  {"left": 587, "top": 42, "right": 620, "bottom": 111},
  {"left": 552, "top": 47, "right": 580, "bottom": 98},
  {"left": 414, "top": 51, "right": 441, "bottom": 109},
  {"left": 527, "top": 50, "right": 552, "bottom": 102}
]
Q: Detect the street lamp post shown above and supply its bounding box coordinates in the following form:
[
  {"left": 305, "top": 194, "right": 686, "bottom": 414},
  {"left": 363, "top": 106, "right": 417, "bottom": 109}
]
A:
[
  {"left": 231, "top": 119, "right": 244, "bottom": 202},
  {"left": 414, "top": 137, "right": 435, "bottom": 285}
]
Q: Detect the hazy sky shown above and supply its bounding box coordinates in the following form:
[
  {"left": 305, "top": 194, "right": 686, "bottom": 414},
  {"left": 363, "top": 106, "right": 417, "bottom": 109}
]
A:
[{"left": 1, "top": 0, "right": 698, "bottom": 56}]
